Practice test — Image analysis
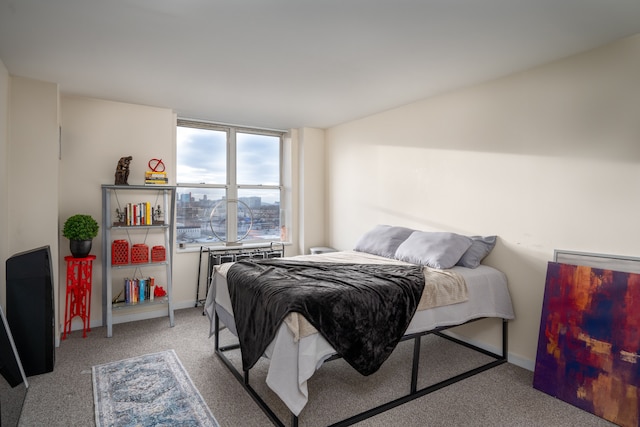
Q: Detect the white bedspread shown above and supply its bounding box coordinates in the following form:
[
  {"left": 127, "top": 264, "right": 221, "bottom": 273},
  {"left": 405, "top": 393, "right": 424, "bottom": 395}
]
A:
[{"left": 205, "top": 251, "right": 515, "bottom": 416}]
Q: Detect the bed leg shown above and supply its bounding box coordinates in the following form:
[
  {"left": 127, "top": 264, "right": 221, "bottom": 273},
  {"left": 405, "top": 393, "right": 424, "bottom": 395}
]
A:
[
  {"left": 502, "top": 318, "right": 508, "bottom": 360},
  {"left": 214, "top": 311, "right": 220, "bottom": 351},
  {"left": 411, "top": 336, "right": 421, "bottom": 393}
]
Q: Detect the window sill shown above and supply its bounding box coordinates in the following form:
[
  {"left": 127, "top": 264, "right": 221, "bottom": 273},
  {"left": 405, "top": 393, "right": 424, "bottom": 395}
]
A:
[{"left": 176, "top": 241, "right": 290, "bottom": 254}]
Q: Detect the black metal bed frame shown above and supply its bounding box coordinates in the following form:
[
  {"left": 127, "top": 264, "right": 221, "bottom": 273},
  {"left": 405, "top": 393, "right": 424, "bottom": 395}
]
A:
[{"left": 214, "top": 311, "right": 509, "bottom": 427}]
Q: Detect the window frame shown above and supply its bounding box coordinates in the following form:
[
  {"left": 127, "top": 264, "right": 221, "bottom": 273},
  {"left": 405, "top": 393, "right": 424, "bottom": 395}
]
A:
[{"left": 176, "top": 119, "right": 285, "bottom": 247}]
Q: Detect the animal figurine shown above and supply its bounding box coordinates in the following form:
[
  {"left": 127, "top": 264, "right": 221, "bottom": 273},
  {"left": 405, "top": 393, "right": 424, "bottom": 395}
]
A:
[{"left": 114, "top": 156, "right": 133, "bottom": 185}]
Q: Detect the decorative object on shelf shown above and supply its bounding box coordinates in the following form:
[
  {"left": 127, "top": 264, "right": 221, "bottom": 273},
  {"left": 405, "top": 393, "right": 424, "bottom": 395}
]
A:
[
  {"left": 153, "top": 205, "right": 163, "bottom": 224},
  {"left": 111, "top": 240, "right": 129, "bottom": 265},
  {"left": 151, "top": 245, "right": 166, "bottom": 262},
  {"left": 145, "top": 158, "right": 168, "bottom": 185},
  {"left": 114, "top": 155, "right": 132, "bottom": 185},
  {"left": 114, "top": 208, "right": 126, "bottom": 226},
  {"left": 62, "top": 214, "right": 99, "bottom": 258},
  {"left": 148, "top": 158, "right": 165, "bottom": 172},
  {"left": 131, "top": 244, "right": 149, "bottom": 264}
]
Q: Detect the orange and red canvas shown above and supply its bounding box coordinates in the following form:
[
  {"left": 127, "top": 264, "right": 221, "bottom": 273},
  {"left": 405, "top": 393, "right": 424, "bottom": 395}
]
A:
[{"left": 534, "top": 262, "right": 640, "bottom": 427}]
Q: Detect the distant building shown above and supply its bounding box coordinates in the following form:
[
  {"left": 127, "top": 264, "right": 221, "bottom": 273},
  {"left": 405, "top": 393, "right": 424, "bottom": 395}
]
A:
[
  {"left": 177, "top": 226, "right": 201, "bottom": 241},
  {"left": 240, "top": 196, "right": 261, "bottom": 209}
]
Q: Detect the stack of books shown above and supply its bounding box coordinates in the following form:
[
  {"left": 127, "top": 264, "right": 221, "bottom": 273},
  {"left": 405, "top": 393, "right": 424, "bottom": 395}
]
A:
[
  {"left": 123, "top": 202, "right": 153, "bottom": 226},
  {"left": 145, "top": 171, "right": 168, "bottom": 185},
  {"left": 123, "top": 277, "right": 155, "bottom": 304}
]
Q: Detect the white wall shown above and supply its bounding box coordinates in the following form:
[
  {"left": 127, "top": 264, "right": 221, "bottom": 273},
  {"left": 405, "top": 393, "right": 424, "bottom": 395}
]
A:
[
  {"left": 298, "top": 127, "right": 327, "bottom": 253},
  {"left": 7, "top": 77, "right": 60, "bottom": 338},
  {"left": 325, "top": 34, "right": 640, "bottom": 369},
  {"left": 59, "top": 96, "right": 177, "bottom": 328},
  {"left": 8, "top": 77, "right": 60, "bottom": 254}
]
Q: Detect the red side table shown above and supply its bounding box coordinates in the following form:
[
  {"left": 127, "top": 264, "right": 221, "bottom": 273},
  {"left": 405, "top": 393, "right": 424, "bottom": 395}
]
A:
[{"left": 63, "top": 255, "right": 96, "bottom": 339}]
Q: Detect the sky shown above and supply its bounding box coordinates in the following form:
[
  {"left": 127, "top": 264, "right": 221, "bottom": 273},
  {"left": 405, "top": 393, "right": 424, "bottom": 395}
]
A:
[{"left": 176, "top": 126, "right": 280, "bottom": 204}]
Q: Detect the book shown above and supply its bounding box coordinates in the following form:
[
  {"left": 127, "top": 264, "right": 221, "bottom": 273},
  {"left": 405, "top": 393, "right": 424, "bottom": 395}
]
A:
[
  {"left": 145, "top": 171, "right": 166, "bottom": 177},
  {"left": 139, "top": 278, "right": 145, "bottom": 301},
  {"left": 145, "top": 178, "right": 169, "bottom": 185},
  {"left": 149, "top": 276, "right": 155, "bottom": 301}
]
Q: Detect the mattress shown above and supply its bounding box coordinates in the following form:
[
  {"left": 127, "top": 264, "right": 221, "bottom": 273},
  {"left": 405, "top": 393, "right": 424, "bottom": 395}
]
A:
[{"left": 205, "top": 250, "right": 515, "bottom": 416}]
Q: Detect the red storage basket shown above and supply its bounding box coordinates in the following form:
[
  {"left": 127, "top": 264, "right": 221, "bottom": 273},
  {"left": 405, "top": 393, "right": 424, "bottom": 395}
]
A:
[
  {"left": 151, "top": 245, "right": 166, "bottom": 262},
  {"left": 131, "top": 244, "right": 149, "bottom": 264},
  {"left": 111, "top": 240, "right": 129, "bottom": 265}
]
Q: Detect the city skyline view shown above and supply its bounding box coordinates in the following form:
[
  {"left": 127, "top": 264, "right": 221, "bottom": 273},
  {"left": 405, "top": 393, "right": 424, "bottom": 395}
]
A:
[{"left": 175, "top": 191, "right": 281, "bottom": 244}]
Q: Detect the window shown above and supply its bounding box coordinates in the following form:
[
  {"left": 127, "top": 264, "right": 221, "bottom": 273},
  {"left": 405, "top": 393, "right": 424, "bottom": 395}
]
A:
[{"left": 176, "top": 120, "right": 285, "bottom": 246}]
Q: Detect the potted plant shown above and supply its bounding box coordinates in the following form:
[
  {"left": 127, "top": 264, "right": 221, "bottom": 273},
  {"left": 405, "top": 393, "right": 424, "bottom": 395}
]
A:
[{"left": 63, "top": 214, "right": 99, "bottom": 258}]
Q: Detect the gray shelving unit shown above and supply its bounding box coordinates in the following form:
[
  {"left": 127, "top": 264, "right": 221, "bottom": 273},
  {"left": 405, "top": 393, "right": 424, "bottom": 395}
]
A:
[{"left": 101, "top": 184, "right": 176, "bottom": 337}]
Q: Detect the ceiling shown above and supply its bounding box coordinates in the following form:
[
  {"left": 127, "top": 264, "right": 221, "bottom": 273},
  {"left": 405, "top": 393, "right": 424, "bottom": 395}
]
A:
[{"left": 1, "top": 1, "right": 640, "bottom": 130}]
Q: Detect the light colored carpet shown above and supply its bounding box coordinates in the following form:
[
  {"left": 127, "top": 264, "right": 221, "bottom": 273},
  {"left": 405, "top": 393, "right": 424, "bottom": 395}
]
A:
[
  {"left": 92, "top": 349, "right": 219, "bottom": 427},
  {"left": 18, "top": 308, "right": 616, "bottom": 426}
]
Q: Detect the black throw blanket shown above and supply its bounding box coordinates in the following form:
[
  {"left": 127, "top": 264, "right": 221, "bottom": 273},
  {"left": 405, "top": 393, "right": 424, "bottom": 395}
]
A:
[{"left": 227, "top": 259, "right": 425, "bottom": 376}]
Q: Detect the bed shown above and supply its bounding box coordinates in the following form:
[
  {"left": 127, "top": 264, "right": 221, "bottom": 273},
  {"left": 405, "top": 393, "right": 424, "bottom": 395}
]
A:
[{"left": 204, "top": 227, "right": 515, "bottom": 427}]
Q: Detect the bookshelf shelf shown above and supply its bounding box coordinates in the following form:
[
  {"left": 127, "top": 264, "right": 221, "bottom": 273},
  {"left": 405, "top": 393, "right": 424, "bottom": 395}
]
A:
[
  {"left": 101, "top": 184, "right": 176, "bottom": 337},
  {"left": 109, "top": 225, "right": 169, "bottom": 230},
  {"left": 110, "top": 261, "right": 169, "bottom": 270},
  {"left": 112, "top": 296, "right": 169, "bottom": 310}
]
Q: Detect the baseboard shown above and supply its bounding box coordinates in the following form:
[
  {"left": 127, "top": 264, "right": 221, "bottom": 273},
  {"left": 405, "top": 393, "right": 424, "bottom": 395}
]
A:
[
  {"left": 60, "top": 300, "right": 201, "bottom": 340},
  {"left": 110, "top": 300, "right": 198, "bottom": 325},
  {"left": 444, "top": 330, "right": 535, "bottom": 372}
]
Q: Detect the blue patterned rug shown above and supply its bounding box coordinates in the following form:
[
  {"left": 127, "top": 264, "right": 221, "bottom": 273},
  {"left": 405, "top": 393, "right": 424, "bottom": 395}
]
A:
[{"left": 92, "top": 349, "right": 219, "bottom": 427}]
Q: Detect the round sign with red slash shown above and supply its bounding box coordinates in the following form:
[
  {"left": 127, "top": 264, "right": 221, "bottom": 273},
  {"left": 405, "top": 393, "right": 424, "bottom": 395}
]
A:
[{"left": 148, "top": 158, "right": 165, "bottom": 172}]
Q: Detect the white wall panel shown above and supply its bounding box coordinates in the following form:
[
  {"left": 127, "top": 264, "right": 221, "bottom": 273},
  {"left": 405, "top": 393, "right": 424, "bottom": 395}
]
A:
[{"left": 325, "top": 34, "right": 640, "bottom": 367}]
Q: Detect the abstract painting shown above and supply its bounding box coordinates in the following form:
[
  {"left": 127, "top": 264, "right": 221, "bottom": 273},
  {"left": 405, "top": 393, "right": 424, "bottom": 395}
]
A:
[{"left": 534, "top": 262, "right": 640, "bottom": 427}]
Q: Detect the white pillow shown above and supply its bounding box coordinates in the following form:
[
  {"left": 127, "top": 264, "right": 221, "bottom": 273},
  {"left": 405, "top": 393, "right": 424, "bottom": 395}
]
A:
[
  {"left": 456, "top": 236, "right": 497, "bottom": 268},
  {"left": 353, "top": 225, "right": 414, "bottom": 259},
  {"left": 395, "top": 231, "right": 472, "bottom": 269}
]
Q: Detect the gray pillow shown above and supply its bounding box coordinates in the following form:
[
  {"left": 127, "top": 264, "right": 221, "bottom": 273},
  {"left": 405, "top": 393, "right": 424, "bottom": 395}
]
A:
[
  {"left": 456, "top": 235, "right": 497, "bottom": 268},
  {"left": 353, "top": 225, "right": 414, "bottom": 258},
  {"left": 394, "top": 231, "right": 473, "bottom": 269}
]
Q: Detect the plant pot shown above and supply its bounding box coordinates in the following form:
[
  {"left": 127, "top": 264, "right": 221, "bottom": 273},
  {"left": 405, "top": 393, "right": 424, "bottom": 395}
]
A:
[{"left": 70, "top": 240, "right": 92, "bottom": 258}]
